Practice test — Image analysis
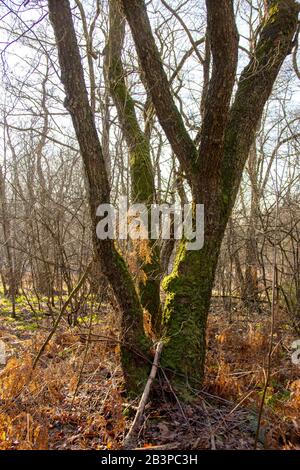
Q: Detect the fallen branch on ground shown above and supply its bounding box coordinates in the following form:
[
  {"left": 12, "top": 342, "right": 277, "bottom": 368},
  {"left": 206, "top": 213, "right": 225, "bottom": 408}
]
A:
[{"left": 123, "top": 341, "right": 163, "bottom": 450}]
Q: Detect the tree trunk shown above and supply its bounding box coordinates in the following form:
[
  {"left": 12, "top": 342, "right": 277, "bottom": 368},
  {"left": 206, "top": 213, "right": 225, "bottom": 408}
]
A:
[
  {"left": 105, "top": 0, "right": 161, "bottom": 334},
  {"left": 48, "top": 0, "right": 151, "bottom": 394},
  {"left": 121, "top": 0, "right": 299, "bottom": 393},
  {"left": 0, "top": 163, "right": 18, "bottom": 316}
]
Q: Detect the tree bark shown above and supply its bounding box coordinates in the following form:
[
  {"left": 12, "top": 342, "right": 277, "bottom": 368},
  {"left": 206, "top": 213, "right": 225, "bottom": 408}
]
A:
[
  {"left": 121, "top": 0, "right": 299, "bottom": 392},
  {"left": 48, "top": 0, "right": 151, "bottom": 394},
  {"left": 106, "top": 0, "right": 161, "bottom": 334}
]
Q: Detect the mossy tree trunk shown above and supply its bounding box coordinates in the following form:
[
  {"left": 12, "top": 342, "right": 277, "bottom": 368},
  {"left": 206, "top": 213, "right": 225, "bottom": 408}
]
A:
[
  {"left": 105, "top": 0, "right": 161, "bottom": 335},
  {"left": 48, "top": 0, "right": 151, "bottom": 395},
  {"left": 121, "top": 0, "right": 299, "bottom": 392},
  {"left": 48, "top": 0, "right": 299, "bottom": 397}
]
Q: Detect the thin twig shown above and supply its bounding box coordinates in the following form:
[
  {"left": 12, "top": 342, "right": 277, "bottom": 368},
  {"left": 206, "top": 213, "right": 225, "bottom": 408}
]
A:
[
  {"left": 123, "top": 341, "right": 163, "bottom": 450},
  {"left": 254, "top": 194, "right": 279, "bottom": 449},
  {"left": 32, "top": 261, "right": 93, "bottom": 369},
  {"left": 70, "top": 302, "right": 94, "bottom": 406}
]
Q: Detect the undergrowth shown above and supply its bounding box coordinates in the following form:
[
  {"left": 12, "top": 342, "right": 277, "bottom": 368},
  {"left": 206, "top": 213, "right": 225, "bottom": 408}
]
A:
[{"left": 0, "top": 295, "right": 299, "bottom": 450}]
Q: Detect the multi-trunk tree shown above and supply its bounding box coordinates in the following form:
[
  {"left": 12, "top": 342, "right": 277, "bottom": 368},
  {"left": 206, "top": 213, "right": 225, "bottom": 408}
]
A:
[
  {"left": 48, "top": 0, "right": 299, "bottom": 396},
  {"left": 105, "top": 0, "right": 161, "bottom": 334},
  {"left": 48, "top": 0, "right": 151, "bottom": 394}
]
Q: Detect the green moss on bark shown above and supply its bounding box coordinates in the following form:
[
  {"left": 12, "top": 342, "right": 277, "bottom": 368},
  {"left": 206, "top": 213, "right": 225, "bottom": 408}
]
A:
[
  {"left": 110, "top": 247, "right": 152, "bottom": 395},
  {"left": 161, "top": 240, "right": 219, "bottom": 394},
  {"left": 106, "top": 2, "right": 161, "bottom": 334}
]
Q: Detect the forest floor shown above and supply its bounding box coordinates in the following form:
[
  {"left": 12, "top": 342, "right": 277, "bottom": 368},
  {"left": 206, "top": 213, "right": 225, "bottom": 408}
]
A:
[{"left": 0, "top": 294, "right": 299, "bottom": 450}]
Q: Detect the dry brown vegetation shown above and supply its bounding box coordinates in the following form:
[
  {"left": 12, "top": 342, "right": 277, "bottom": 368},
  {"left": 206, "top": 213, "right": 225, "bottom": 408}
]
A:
[
  {"left": 0, "top": 0, "right": 300, "bottom": 453},
  {"left": 0, "top": 298, "right": 299, "bottom": 450}
]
